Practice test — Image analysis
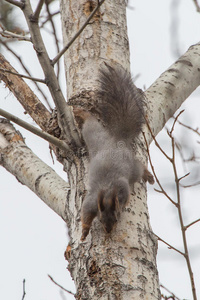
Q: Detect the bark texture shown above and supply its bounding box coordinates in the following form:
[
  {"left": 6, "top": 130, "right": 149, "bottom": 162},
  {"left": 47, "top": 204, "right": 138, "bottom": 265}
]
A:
[
  {"left": 0, "top": 119, "right": 69, "bottom": 219},
  {"left": 61, "top": 1, "right": 160, "bottom": 299},
  {"left": 145, "top": 43, "right": 200, "bottom": 142}
]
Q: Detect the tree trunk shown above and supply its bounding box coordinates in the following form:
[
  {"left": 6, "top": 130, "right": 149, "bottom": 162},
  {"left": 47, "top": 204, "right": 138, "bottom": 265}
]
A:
[{"left": 60, "top": 1, "right": 160, "bottom": 298}]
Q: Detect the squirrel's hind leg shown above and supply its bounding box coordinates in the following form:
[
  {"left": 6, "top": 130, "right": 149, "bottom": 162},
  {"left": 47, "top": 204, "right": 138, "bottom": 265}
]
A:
[
  {"left": 142, "top": 167, "right": 154, "bottom": 184},
  {"left": 81, "top": 198, "right": 97, "bottom": 241}
]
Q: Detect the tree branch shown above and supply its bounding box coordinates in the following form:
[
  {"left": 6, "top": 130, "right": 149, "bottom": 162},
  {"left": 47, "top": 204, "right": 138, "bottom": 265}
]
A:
[
  {"left": 48, "top": 275, "right": 75, "bottom": 296},
  {"left": 0, "top": 108, "right": 70, "bottom": 152},
  {"left": 0, "top": 119, "right": 69, "bottom": 220},
  {"left": 0, "top": 41, "right": 51, "bottom": 109},
  {"left": 32, "top": 0, "right": 44, "bottom": 21},
  {"left": 169, "top": 126, "right": 197, "bottom": 300},
  {"left": 0, "top": 67, "right": 46, "bottom": 83},
  {"left": 21, "top": 279, "right": 26, "bottom": 300},
  {"left": 145, "top": 43, "right": 200, "bottom": 143},
  {"left": 155, "top": 234, "right": 185, "bottom": 256},
  {"left": 45, "top": 0, "right": 60, "bottom": 78},
  {"left": 18, "top": 0, "right": 81, "bottom": 148},
  {"left": 185, "top": 218, "right": 200, "bottom": 230},
  {"left": 4, "top": 0, "right": 24, "bottom": 9},
  {"left": 0, "top": 53, "right": 53, "bottom": 131},
  {"left": 0, "top": 26, "right": 31, "bottom": 42}
]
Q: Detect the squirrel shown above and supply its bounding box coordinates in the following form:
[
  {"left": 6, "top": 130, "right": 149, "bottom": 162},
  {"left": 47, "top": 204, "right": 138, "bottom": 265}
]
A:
[{"left": 73, "top": 64, "right": 154, "bottom": 241}]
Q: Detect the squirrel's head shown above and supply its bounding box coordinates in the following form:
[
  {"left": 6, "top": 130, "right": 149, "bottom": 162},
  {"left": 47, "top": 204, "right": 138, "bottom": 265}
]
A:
[{"left": 97, "top": 189, "right": 120, "bottom": 233}]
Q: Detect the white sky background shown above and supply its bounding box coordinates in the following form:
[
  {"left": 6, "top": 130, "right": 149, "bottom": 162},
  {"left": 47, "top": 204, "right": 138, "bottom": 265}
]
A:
[{"left": 0, "top": 0, "right": 200, "bottom": 299}]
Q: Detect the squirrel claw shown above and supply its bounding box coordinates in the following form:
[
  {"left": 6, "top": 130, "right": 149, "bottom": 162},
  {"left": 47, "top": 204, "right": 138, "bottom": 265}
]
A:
[{"left": 80, "top": 227, "right": 90, "bottom": 241}]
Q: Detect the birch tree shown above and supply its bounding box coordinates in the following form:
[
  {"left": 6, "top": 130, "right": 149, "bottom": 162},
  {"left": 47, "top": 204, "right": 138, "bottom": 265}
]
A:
[{"left": 0, "top": 0, "right": 200, "bottom": 299}]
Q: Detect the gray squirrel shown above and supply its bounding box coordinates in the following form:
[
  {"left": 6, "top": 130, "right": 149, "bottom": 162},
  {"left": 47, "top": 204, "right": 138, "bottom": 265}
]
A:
[{"left": 73, "top": 64, "right": 154, "bottom": 241}]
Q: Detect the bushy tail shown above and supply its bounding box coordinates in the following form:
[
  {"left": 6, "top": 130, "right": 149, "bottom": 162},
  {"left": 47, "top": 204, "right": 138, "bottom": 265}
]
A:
[{"left": 97, "top": 64, "right": 145, "bottom": 142}]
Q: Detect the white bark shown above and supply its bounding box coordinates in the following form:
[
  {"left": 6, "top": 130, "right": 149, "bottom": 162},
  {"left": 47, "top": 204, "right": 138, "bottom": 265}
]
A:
[
  {"left": 0, "top": 120, "right": 69, "bottom": 220},
  {"left": 145, "top": 43, "right": 200, "bottom": 142},
  {"left": 60, "top": 0, "right": 130, "bottom": 100},
  {"left": 60, "top": 1, "right": 160, "bottom": 299}
]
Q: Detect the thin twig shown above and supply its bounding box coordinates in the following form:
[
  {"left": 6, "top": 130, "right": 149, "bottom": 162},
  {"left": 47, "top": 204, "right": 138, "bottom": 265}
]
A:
[
  {"left": 193, "top": 0, "right": 200, "bottom": 12},
  {"left": 143, "top": 132, "right": 177, "bottom": 206},
  {"left": 48, "top": 275, "right": 75, "bottom": 296},
  {"left": 144, "top": 116, "right": 171, "bottom": 161},
  {"left": 4, "top": 0, "right": 24, "bottom": 9},
  {"left": 185, "top": 218, "right": 200, "bottom": 230},
  {"left": 177, "top": 119, "right": 200, "bottom": 137},
  {"left": 0, "top": 52, "right": 53, "bottom": 130},
  {"left": 21, "top": 279, "right": 26, "bottom": 300},
  {"left": 169, "top": 110, "right": 184, "bottom": 135},
  {"left": 20, "top": 0, "right": 81, "bottom": 147},
  {"left": 32, "top": 0, "right": 45, "bottom": 21},
  {"left": 160, "top": 284, "right": 181, "bottom": 300},
  {"left": 154, "top": 234, "right": 185, "bottom": 256},
  {"left": 0, "top": 108, "right": 69, "bottom": 152},
  {"left": 45, "top": 0, "right": 60, "bottom": 78},
  {"left": 51, "top": 0, "right": 106, "bottom": 65},
  {"left": 0, "top": 28, "right": 31, "bottom": 42},
  {"left": 0, "top": 40, "right": 52, "bottom": 110},
  {"left": 0, "top": 67, "right": 46, "bottom": 83},
  {"left": 40, "top": 10, "right": 60, "bottom": 28},
  {"left": 180, "top": 180, "right": 200, "bottom": 188},
  {"left": 178, "top": 172, "right": 190, "bottom": 182},
  {"left": 169, "top": 130, "right": 197, "bottom": 300}
]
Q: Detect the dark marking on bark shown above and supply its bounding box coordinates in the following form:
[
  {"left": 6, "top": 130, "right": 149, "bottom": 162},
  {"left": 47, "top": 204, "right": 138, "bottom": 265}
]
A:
[
  {"left": 164, "top": 81, "right": 175, "bottom": 87},
  {"left": 35, "top": 172, "right": 51, "bottom": 191},
  {"left": 167, "top": 68, "right": 179, "bottom": 73},
  {"left": 177, "top": 59, "right": 193, "bottom": 67}
]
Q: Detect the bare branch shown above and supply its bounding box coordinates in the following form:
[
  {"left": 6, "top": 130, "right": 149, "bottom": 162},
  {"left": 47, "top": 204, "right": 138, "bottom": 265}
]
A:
[
  {"left": 0, "top": 108, "right": 69, "bottom": 152},
  {"left": 177, "top": 119, "right": 200, "bottom": 136},
  {"left": 21, "top": 279, "right": 26, "bottom": 300},
  {"left": 170, "top": 127, "right": 197, "bottom": 300},
  {"left": 21, "top": 0, "right": 81, "bottom": 148},
  {"left": 180, "top": 180, "right": 200, "bottom": 188},
  {"left": 0, "top": 25, "right": 30, "bottom": 41},
  {"left": 48, "top": 275, "right": 75, "bottom": 296},
  {"left": 32, "top": 0, "right": 45, "bottom": 21},
  {"left": 160, "top": 284, "right": 181, "bottom": 300},
  {"left": 185, "top": 218, "right": 200, "bottom": 230},
  {"left": 193, "top": 0, "right": 200, "bottom": 12},
  {"left": 169, "top": 110, "right": 184, "bottom": 135},
  {"left": 0, "top": 53, "right": 53, "bottom": 131},
  {"left": 51, "top": 0, "right": 106, "bottom": 66},
  {"left": 40, "top": 10, "right": 60, "bottom": 28},
  {"left": 144, "top": 116, "right": 172, "bottom": 161},
  {"left": 155, "top": 234, "right": 185, "bottom": 256},
  {"left": 143, "top": 132, "right": 177, "bottom": 206},
  {"left": 0, "top": 40, "right": 51, "bottom": 109},
  {"left": 0, "top": 67, "right": 46, "bottom": 83},
  {"left": 45, "top": 0, "right": 60, "bottom": 78},
  {"left": 5, "top": 0, "right": 24, "bottom": 9}
]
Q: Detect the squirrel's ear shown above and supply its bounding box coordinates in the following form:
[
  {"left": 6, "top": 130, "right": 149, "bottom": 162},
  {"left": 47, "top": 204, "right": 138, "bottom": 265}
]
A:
[
  {"left": 112, "top": 193, "right": 120, "bottom": 213},
  {"left": 98, "top": 190, "right": 105, "bottom": 212}
]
